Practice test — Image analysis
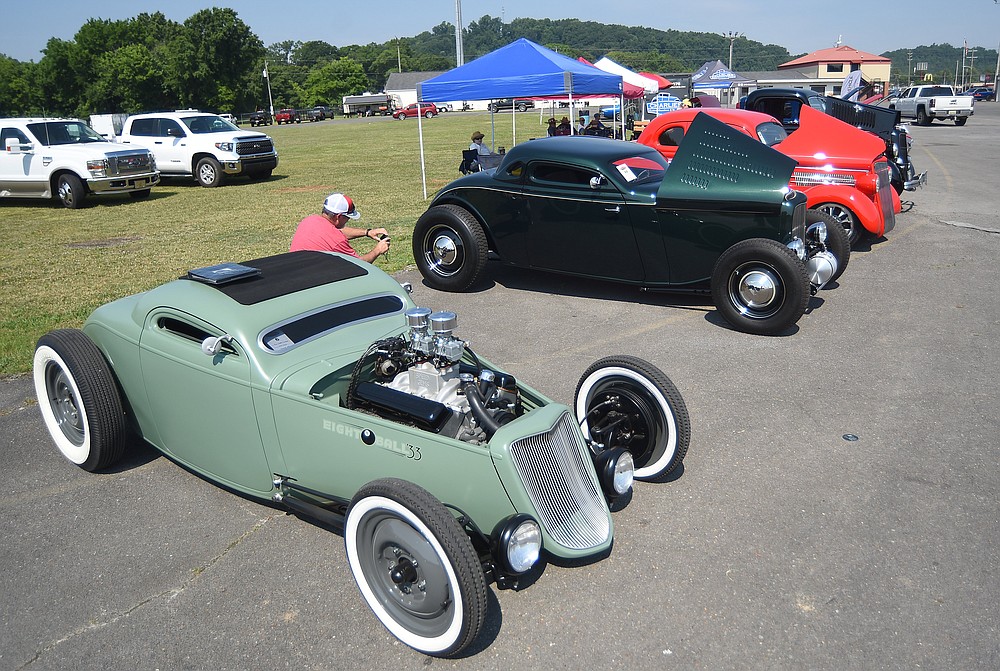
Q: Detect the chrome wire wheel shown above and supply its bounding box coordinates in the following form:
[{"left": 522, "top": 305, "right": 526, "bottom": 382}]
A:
[{"left": 817, "top": 202, "right": 861, "bottom": 245}]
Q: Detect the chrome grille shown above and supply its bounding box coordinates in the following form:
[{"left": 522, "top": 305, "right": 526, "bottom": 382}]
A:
[
  {"left": 107, "top": 151, "right": 153, "bottom": 176},
  {"left": 875, "top": 161, "right": 896, "bottom": 234},
  {"left": 508, "top": 412, "right": 610, "bottom": 550},
  {"left": 236, "top": 138, "right": 274, "bottom": 155}
]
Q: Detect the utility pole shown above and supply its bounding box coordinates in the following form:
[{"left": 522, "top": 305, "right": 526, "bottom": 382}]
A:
[
  {"left": 396, "top": 38, "right": 402, "bottom": 73},
  {"left": 907, "top": 51, "right": 913, "bottom": 86},
  {"left": 454, "top": 0, "right": 465, "bottom": 67},
  {"left": 724, "top": 31, "right": 743, "bottom": 70}
]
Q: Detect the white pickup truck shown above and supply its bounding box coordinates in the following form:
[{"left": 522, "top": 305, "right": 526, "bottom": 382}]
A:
[
  {"left": 1, "top": 117, "right": 159, "bottom": 208},
  {"left": 889, "top": 85, "right": 975, "bottom": 126},
  {"left": 117, "top": 111, "right": 277, "bottom": 187}
]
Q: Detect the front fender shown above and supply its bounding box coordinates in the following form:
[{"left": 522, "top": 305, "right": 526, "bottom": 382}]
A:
[{"left": 801, "top": 184, "right": 885, "bottom": 236}]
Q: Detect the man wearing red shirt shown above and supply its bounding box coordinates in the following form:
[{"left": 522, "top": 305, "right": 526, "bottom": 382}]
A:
[{"left": 290, "top": 193, "right": 390, "bottom": 263}]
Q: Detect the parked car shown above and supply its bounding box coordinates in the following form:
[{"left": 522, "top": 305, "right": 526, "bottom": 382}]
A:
[
  {"left": 218, "top": 113, "right": 240, "bottom": 125},
  {"left": 274, "top": 108, "right": 301, "bottom": 124},
  {"left": 0, "top": 117, "right": 159, "bottom": 208},
  {"left": 393, "top": 102, "right": 438, "bottom": 119},
  {"left": 637, "top": 106, "right": 893, "bottom": 247},
  {"left": 248, "top": 110, "right": 272, "bottom": 126},
  {"left": 964, "top": 86, "right": 995, "bottom": 102},
  {"left": 311, "top": 105, "right": 334, "bottom": 120},
  {"left": 413, "top": 119, "right": 844, "bottom": 336},
  {"left": 32, "top": 249, "right": 691, "bottom": 656},
  {"left": 889, "top": 84, "right": 974, "bottom": 125},
  {"left": 487, "top": 98, "right": 534, "bottom": 113},
  {"left": 117, "top": 111, "right": 278, "bottom": 186},
  {"left": 298, "top": 108, "right": 321, "bottom": 122},
  {"left": 740, "top": 87, "right": 926, "bottom": 194}
]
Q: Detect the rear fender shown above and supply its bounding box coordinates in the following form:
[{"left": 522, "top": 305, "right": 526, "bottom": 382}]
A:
[{"left": 801, "top": 184, "right": 884, "bottom": 236}]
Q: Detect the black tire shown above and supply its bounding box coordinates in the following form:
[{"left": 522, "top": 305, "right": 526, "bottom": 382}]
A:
[
  {"left": 955, "top": 117, "right": 968, "bottom": 126},
  {"left": 807, "top": 208, "right": 850, "bottom": 282},
  {"left": 33, "top": 329, "right": 127, "bottom": 472},
  {"left": 815, "top": 201, "right": 863, "bottom": 247},
  {"left": 710, "top": 238, "right": 810, "bottom": 335},
  {"left": 516, "top": 103, "right": 527, "bottom": 112},
  {"left": 195, "top": 157, "right": 224, "bottom": 187},
  {"left": 575, "top": 355, "right": 691, "bottom": 481},
  {"left": 129, "top": 189, "right": 151, "bottom": 200},
  {"left": 413, "top": 204, "right": 489, "bottom": 291},
  {"left": 916, "top": 107, "right": 931, "bottom": 126},
  {"left": 56, "top": 173, "right": 86, "bottom": 209},
  {"left": 395, "top": 113, "right": 406, "bottom": 120},
  {"left": 425, "top": 111, "right": 434, "bottom": 119},
  {"left": 488, "top": 104, "right": 497, "bottom": 113},
  {"left": 345, "top": 478, "right": 487, "bottom": 657}
]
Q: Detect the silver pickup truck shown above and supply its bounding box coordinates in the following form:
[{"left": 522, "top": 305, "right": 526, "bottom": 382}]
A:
[{"left": 889, "top": 85, "right": 975, "bottom": 126}]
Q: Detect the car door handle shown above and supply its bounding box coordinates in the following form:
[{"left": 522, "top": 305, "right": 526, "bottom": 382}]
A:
[{"left": 605, "top": 205, "right": 620, "bottom": 213}]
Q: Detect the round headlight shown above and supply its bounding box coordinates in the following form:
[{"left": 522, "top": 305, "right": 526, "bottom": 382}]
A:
[
  {"left": 807, "top": 220, "right": 828, "bottom": 244},
  {"left": 505, "top": 519, "right": 541, "bottom": 573},
  {"left": 595, "top": 447, "right": 634, "bottom": 499},
  {"left": 786, "top": 238, "right": 806, "bottom": 260},
  {"left": 612, "top": 450, "right": 635, "bottom": 495}
]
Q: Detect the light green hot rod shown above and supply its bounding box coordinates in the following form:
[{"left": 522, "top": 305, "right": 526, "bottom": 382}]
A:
[{"left": 33, "top": 250, "right": 691, "bottom": 656}]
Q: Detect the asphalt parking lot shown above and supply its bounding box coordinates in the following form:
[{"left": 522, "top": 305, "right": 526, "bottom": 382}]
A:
[{"left": 2, "top": 104, "right": 998, "bottom": 671}]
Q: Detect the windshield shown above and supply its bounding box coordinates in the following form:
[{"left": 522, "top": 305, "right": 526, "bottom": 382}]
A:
[
  {"left": 921, "top": 86, "right": 956, "bottom": 97},
  {"left": 755, "top": 122, "right": 788, "bottom": 147},
  {"left": 26, "top": 121, "right": 106, "bottom": 146},
  {"left": 181, "top": 115, "right": 239, "bottom": 134}
]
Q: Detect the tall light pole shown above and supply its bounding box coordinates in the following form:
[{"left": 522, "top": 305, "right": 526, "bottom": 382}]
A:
[
  {"left": 455, "top": 0, "right": 465, "bottom": 67},
  {"left": 724, "top": 31, "right": 744, "bottom": 70}
]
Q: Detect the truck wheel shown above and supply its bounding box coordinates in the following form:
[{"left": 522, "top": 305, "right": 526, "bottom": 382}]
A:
[
  {"left": 345, "top": 478, "right": 487, "bottom": 657},
  {"left": 916, "top": 107, "right": 931, "bottom": 126},
  {"left": 710, "top": 238, "right": 810, "bottom": 335},
  {"left": 575, "top": 356, "right": 691, "bottom": 481},
  {"left": 516, "top": 103, "right": 527, "bottom": 112},
  {"left": 196, "top": 157, "right": 224, "bottom": 187},
  {"left": 955, "top": 117, "right": 968, "bottom": 126},
  {"left": 33, "top": 329, "right": 128, "bottom": 472},
  {"left": 56, "top": 173, "right": 86, "bottom": 209},
  {"left": 413, "top": 205, "right": 488, "bottom": 291},
  {"left": 807, "top": 208, "right": 850, "bottom": 282}
]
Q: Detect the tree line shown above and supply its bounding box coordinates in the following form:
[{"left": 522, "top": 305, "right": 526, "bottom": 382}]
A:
[{"left": 2, "top": 8, "right": 995, "bottom": 119}]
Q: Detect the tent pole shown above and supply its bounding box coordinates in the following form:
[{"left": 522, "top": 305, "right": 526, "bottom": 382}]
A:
[
  {"left": 511, "top": 104, "right": 516, "bottom": 147},
  {"left": 569, "top": 91, "right": 574, "bottom": 135},
  {"left": 417, "top": 101, "right": 427, "bottom": 200}
]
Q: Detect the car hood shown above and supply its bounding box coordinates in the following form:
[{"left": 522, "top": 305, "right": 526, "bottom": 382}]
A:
[
  {"left": 779, "top": 106, "right": 886, "bottom": 164},
  {"left": 658, "top": 112, "right": 796, "bottom": 209}
]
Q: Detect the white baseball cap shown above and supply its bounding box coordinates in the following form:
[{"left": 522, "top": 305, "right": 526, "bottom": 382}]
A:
[{"left": 323, "top": 193, "right": 360, "bottom": 219}]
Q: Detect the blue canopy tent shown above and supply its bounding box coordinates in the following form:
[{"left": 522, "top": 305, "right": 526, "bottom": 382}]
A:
[{"left": 412, "top": 39, "right": 623, "bottom": 197}]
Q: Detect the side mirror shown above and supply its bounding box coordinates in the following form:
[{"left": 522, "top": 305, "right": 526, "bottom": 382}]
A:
[
  {"left": 201, "top": 335, "right": 233, "bottom": 356},
  {"left": 166, "top": 127, "right": 184, "bottom": 138},
  {"left": 589, "top": 175, "right": 604, "bottom": 189},
  {"left": 5, "top": 137, "right": 31, "bottom": 154}
]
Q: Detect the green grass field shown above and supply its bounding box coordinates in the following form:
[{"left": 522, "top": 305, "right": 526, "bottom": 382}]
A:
[{"left": 0, "top": 110, "right": 554, "bottom": 375}]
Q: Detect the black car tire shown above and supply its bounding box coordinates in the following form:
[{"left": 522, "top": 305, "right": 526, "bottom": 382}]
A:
[
  {"left": 516, "top": 103, "right": 527, "bottom": 112},
  {"left": 916, "top": 107, "right": 931, "bottom": 126},
  {"left": 425, "top": 111, "right": 434, "bottom": 118},
  {"left": 196, "top": 157, "right": 224, "bottom": 187},
  {"left": 33, "top": 329, "right": 127, "bottom": 472},
  {"left": 129, "top": 189, "right": 151, "bottom": 200},
  {"left": 807, "top": 208, "right": 850, "bottom": 282},
  {"left": 711, "top": 238, "right": 810, "bottom": 335},
  {"left": 575, "top": 355, "right": 691, "bottom": 481},
  {"left": 56, "top": 173, "right": 86, "bottom": 209},
  {"left": 413, "top": 205, "right": 489, "bottom": 291},
  {"left": 345, "top": 478, "right": 487, "bottom": 657},
  {"left": 955, "top": 117, "right": 968, "bottom": 126}
]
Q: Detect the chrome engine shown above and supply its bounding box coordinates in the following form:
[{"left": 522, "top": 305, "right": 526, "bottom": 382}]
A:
[{"left": 350, "top": 307, "right": 521, "bottom": 443}]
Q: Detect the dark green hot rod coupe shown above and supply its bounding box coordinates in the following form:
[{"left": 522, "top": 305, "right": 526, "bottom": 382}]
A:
[
  {"left": 33, "top": 251, "right": 690, "bottom": 656},
  {"left": 414, "top": 114, "right": 846, "bottom": 335}
]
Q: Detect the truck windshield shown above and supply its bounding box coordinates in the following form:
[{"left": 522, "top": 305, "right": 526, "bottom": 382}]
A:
[
  {"left": 181, "top": 115, "right": 238, "bottom": 133},
  {"left": 26, "top": 121, "right": 105, "bottom": 146}
]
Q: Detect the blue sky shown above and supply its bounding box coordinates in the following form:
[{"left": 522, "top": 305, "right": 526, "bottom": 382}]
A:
[{"left": 4, "top": 1, "right": 999, "bottom": 63}]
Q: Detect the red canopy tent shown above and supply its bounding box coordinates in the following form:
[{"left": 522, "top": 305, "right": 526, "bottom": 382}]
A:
[{"left": 640, "top": 72, "right": 673, "bottom": 89}]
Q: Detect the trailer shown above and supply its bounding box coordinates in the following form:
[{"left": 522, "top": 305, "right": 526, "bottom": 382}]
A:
[{"left": 342, "top": 93, "right": 398, "bottom": 117}]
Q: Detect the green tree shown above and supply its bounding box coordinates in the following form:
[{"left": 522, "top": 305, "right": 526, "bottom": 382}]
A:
[{"left": 301, "top": 58, "right": 369, "bottom": 107}]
